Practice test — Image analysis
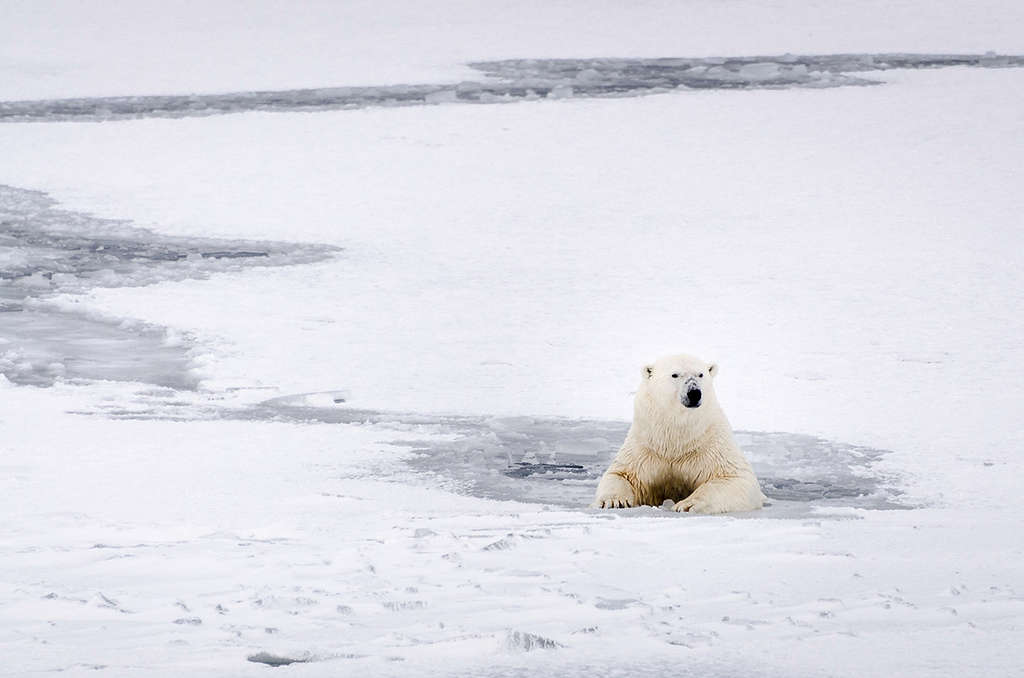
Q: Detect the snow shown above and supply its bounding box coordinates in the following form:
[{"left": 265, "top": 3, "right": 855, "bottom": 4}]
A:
[{"left": 2, "top": 2, "right": 1024, "bottom": 676}]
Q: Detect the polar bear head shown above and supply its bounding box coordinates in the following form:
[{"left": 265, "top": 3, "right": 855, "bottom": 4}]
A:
[{"left": 639, "top": 353, "right": 719, "bottom": 414}]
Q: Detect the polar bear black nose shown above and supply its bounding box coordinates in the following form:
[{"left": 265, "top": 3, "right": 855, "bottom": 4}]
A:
[{"left": 685, "top": 388, "right": 702, "bottom": 408}]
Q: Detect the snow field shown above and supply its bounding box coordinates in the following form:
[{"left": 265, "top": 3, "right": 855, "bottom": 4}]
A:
[{"left": 2, "top": 382, "right": 1021, "bottom": 676}]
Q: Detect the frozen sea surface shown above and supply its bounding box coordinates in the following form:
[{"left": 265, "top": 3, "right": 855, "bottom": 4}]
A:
[{"left": 1, "top": 53, "right": 1022, "bottom": 122}]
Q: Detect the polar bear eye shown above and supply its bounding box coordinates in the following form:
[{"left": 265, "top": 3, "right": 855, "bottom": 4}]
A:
[
  {"left": 671, "top": 373, "right": 679, "bottom": 378},
  {"left": 699, "top": 372, "right": 704, "bottom": 378}
]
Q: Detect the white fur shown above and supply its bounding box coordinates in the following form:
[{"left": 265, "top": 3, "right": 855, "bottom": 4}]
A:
[{"left": 592, "top": 354, "right": 765, "bottom": 514}]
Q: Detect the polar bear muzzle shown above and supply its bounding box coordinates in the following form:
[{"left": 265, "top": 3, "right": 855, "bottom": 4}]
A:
[
  {"left": 683, "top": 387, "right": 702, "bottom": 408},
  {"left": 681, "top": 375, "right": 703, "bottom": 408}
]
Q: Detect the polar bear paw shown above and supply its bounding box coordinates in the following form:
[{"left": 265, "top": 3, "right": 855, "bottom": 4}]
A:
[
  {"left": 592, "top": 494, "right": 636, "bottom": 509},
  {"left": 673, "top": 496, "right": 722, "bottom": 514}
]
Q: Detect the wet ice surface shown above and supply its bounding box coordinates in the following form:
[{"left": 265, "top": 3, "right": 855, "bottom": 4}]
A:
[
  {"left": 0, "top": 184, "right": 336, "bottom": 386},
  {"left": 1, "top": 52, "right": 1021, "bottom": 122},
  {"left": 0, "top": 304, "right": 197, "bottom": 388},
  {"left": 241, "top": 391, "right": 904, "bottom": 514}
]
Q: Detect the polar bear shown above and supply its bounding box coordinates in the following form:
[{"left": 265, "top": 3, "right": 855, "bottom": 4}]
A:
[{"left": 592, "top": 354, "right": 765, "bottom": 514}]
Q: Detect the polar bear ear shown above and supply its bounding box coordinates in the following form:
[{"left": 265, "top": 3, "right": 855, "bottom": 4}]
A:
[
  {"left": 707, "top": 362, "right": 719, "bottom": 377},
  {"left": 643, "top": 364, "right": 654, "bottom": 379}
]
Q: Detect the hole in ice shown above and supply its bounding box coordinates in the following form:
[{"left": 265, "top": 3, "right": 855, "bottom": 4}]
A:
[{"left": 251, "top": 393, "right": 907, "bottom": 514}]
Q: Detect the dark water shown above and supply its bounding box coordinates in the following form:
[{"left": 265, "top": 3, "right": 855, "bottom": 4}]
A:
[{"left": 1, "top": 53, "right": 1021, "bottom": 122}]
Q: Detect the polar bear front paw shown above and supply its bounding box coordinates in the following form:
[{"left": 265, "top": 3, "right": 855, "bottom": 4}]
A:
[
  {"left": 592, "top": 473, "right": 637, "bottom": 509},
  {"left": 592, "top": 494, "right": 635, "bottom": 509},
  {"left": 673, "top": 497, "right": 719, "bottom": 514}
]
